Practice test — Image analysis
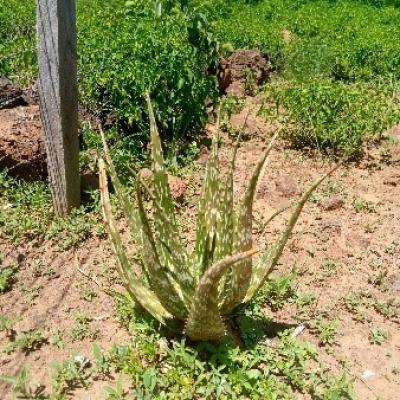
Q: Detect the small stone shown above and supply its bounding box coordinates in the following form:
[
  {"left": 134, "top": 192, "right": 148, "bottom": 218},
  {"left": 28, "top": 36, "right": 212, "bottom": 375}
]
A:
[
  {"left": 362, "top": 370, "right": 376, "bottom": 380},
  {"left": 322, "top": 195, "right": 345, "bottom": 211},
  {"left": 168, "top": 175, "right": 187, "bottom": 202},
  {"left": 138, "top": 168, "right": 153, "bottom": 183}
]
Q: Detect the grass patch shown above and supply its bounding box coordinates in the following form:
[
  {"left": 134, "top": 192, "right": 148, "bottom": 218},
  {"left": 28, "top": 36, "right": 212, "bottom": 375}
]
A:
[{"left": 0, "top": 170, "right": 101, "bottom": 247}]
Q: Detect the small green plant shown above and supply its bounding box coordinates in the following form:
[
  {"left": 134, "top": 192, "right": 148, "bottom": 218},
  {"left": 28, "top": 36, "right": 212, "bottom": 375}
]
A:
[
  {"left": 92, "top": 344, "right": 112, "bottom": 376},
  {"left": 353, "top": 197, "right": 376, "bottom": 213},
  {"left": 0, "top": 368, "right": 47, "bottom": 400},
  {"left": 321, "top": 258, "right": 338, "bottom": 277},
  {"left": 80, "top": 287, "right": 98, "bottom": 302},
  {"left": 23, "top": 284, "right": 42, "bottom": 305},
  {"left": 51, "top": 329, "right": 64, "bottom": 350},
  {"left": 99, "top": 95, "right": 339, "bottom": 341},
  {"left": 263, "top": 271, "right": 296, "bottom": 311},
  {"left": 51, "top": 355, "right": 90, "bottom": 399},
  {"left": 31, "top": 260, "right": 56, "bottom": 278},
  {"left": 368, "top": 326, "right": 388, "bottom": 345},
  {"left": 313, "top": 317, "right": 338, "bottom": 346},
  {"left": 0, "top": 264, "right": 18, "bottom": 293},
  {"left": 0, "top": 314, "right": 18, "bottom": 337},
  {"left": 344, "top": 290, "right": 373, "bottom": 322},
  {"left": 4, "top": 329, "right": 47, "bottom": 354},
  {"left": 103, "top": 376, "right": 126, "bottom": 400},
  {"left": 69, "top": 312, "right": 99, "bottom": 342}
]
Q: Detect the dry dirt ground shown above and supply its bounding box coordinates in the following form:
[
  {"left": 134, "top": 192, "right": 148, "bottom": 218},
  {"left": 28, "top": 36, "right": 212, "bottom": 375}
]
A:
[{"left": 0, "top": 96, "right": 399, "bottom": 399}]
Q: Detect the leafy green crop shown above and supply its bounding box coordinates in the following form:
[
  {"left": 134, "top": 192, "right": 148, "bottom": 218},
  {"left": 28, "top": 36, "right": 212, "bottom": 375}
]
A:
[
  {"left": 262, "top": 80, "right": 400, "bottom": 156},
  {"left": 99, "top": 95, "right": 338, "bottom": 341}
]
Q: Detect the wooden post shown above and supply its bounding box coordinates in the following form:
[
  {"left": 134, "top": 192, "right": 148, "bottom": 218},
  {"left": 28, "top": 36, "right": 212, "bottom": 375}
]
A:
[{"left": 37, "top": 0, "right": 80, "bottom": 215}]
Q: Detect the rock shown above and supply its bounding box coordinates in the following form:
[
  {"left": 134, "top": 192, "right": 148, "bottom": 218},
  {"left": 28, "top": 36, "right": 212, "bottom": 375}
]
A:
[
  {"left": 218, "top": 49, "right": 271, "bottom": 96},
  {"left": 275, "top": 175, "right": 299, "bottom": 198},
  {"left": 322, "top": 195, "right": 345, "bottom": 211},
  {"left": 168, "top": 175, "right": 187, "bottom": 202},
  {"left": 138, "top": 168, "right": 153, "bottom": 183},
  {"left": 0, "top": 105, "right": 47, "bottom": 180}
]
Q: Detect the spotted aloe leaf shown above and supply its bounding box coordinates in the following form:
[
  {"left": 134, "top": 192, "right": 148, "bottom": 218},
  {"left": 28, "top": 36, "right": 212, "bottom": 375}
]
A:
[
  {"left": 136, "top": 183, "right": 188, "bottom": 320},
  {"left": 145, "top": 93, "right": 194, "bottom": 295},
  {"left": 99, "top": 159, "right": 173, "bottom": 324},
  {"left": 244, "top": 163, "right": 341, "bottom": 302},
  {"left": 221, "top": 133, "right": 279, "bottom": 314},
  {"left": 100, "top": 130, "right": 143, "bottom": 255},
  {"left": 194, "top": 131, "right": 220, "bottom": 276},
  {"left": 185, "top": 248, "right": 259, "bottom": 341}
]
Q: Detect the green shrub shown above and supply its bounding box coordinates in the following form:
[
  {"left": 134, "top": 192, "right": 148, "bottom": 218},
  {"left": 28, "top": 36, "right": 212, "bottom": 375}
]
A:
[
  {"left": 79, "top": 0, "right": 219, "bottom": 140},
  {"left": 262, "top": 80, "right": 400, "bottom": 156}
]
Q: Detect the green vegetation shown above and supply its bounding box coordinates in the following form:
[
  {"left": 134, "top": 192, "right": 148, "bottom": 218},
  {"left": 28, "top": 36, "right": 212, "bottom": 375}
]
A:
[
  {"left": 261, "top": 80, "right": 399, "bottom": 156},
  {"left": 0, "top": 264, "right": 18, "bottom": 293},
  {"left": 368, "top": 326, "right": 389, "bottom": 345},
  {"left": 0, "top": 170, "right": 101, "bottom": 245},
  {"left": 3, "top": 329, "right": 47, "bottom": 354},
  {"left": 2, "top": 0, "right": 400, "bottom": 157}
]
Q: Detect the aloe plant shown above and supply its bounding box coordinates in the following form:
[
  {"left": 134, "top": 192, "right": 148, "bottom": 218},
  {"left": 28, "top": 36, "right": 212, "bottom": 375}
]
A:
[{"left": 99, "top": 94, "right": 339, "bottom": 342}]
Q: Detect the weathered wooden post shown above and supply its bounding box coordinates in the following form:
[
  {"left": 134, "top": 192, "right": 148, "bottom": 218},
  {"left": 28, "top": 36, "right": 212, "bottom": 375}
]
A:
[{"left": 37, "top": 0, "right": 80, "bottom": 215}]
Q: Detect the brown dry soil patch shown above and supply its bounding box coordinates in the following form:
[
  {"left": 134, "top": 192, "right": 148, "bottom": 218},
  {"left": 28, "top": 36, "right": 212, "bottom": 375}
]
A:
[{"left": 1, "top": 98, "right": 400, "bottom": 399}]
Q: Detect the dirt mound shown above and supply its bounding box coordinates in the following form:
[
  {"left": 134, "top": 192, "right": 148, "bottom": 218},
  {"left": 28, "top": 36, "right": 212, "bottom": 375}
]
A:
[
  {"left": 219, "top": 49, "right": 271, "bottom": 96},
  {"left": 0, "top": 105, "right": 47, "bottom": 180},
  {"left": 0, "top": 79, "right": 46, "bottom": 180}
]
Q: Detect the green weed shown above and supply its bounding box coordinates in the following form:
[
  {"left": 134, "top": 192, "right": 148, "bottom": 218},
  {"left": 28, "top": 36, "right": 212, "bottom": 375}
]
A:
[
  {"left": 368, "top": 326, "right": 389, "bottom": 345},
  {"left": 0, "top": 264, "right": 18, "bottom": 293},
  {"left": 312, "top": 317, "right": 339, "bottom": 346},
  {"left": 4, "top": 329, "right": 47, "bottom": 355},
  {"left": 69, "top": 312, "right": 99, "bottom": 342}
]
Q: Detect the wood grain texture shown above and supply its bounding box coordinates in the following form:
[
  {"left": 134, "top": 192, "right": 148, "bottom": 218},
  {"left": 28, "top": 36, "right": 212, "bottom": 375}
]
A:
[{"left": 37, "top": 0, "right": 80, "bottom": 215}]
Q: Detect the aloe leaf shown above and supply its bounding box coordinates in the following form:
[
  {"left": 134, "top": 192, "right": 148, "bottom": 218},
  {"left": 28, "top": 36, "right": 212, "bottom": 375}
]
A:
[
  {"left": 221, "top": 133, "right": 279, "bottom": 314},
  {"left": 145, "top": 93, "right": 192, "bottom": 289},
  {"left": 245, "top": 164, "right": 341, "bottom": 302},
  {"left": 99, "top": 159, "right": 172, "bottom": 324},
  {"left": 217, "top": 136, "right": 241, "bottom": 303},
  {"left": 185, "top": 248, "right": 258, "bottom": 341},
  {"left": 100, "top": 130, "right": 144, "bottom": 252},
  {"left": 136, "top": 183, "right": 188, "bottom": 320},
  {"left": 194, "top": 129, "right": 221, "bottom": 276}
]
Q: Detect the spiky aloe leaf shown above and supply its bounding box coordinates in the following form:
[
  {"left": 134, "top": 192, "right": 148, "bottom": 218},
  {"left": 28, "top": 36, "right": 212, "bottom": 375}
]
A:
[
  {"left": 136, "top": 183, "right": 188, "bottom": 320},
  {"left": 217, "top": 137, "right": 240, "bottom": 303},
  {"left": 100, "top": 130, "right": 144, "bottom": 254},
  {"left": 145, "top": 93, "right": 193, "bottom": 292},
  {"left": 221, "top": 133, "right": 279, "bottom": 314},
  {"left": 185, "top": 248, "right": 259, "bottom": 341},
  {"left": 99, "top": 159, "right": 172, "bottom": 325},
  {"left": 244, "top": 164, "right": 341, "bottom": 302},
  {"left": 194, "top": 130, "right": 221, "bottom": 276}
]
